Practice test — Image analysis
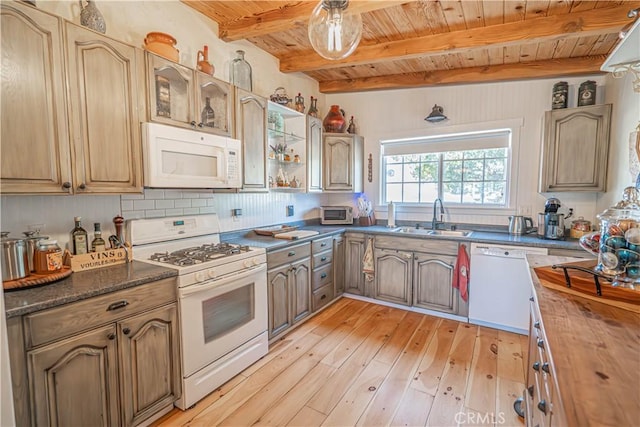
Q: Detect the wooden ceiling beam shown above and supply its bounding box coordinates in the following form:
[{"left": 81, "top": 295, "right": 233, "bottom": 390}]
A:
[
  {"left": 280, "top": 3, "right": 638, "bottom": 72},
  {"left": 184, "top": 1, "right": 408, "bottom": 42},
  {"left": 318, "top": 55, "right": 608, "bottom": 93}
]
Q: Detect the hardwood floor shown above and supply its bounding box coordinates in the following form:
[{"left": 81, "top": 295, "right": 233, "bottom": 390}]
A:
[{"left": 153, "top": 298, "right": 526, "bottom": 427}]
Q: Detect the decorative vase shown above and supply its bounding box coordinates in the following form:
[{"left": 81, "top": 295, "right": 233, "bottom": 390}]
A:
[
  {"left": 230, "top": 50, "right": 252, "bottom": 91},
  {"left": 308, "top": 96, "right": 319, "bottom": 117},
  {"left": 144, "top": 32, "right": 179, "bottom": 62},
  {"left": 196, "top": 45, "right": 214, "bottom": 76},
  {"left": 323, "top": 105, "right": 346, "bottom": 132},
  {"left": 79, "top": 0, "right": 106, "bottom": 34}
]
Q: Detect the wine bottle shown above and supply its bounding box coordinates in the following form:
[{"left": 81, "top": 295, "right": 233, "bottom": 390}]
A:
[
  {"left": 201, "top": 97, "right": 215, "bottom": 128},
  {"left": 71, "top": 216, "right": 88, "bottom": 255},
  {"left": 91, "top": 223, "right": 106, "bottom": 252}
]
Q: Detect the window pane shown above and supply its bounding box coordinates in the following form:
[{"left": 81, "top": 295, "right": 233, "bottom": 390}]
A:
[
  {"left": 485, "top": 148, "right": 507, "bottom": 158},
  {"left": 463, "top": 182, "right": 484, "bottom": 204},
  {"left": 404, "top": 163, "right": 420, "bottom": 182},
  {"left": 443, "top": 182, "right": 462, "bottom": 203},
  {"left": 421, "top": 153, "right": 438, "bottom": 162},
  {"left": 420, "top": 183, "right": 438, "bottom": 201},
  {"left": 443, "top": 160, "right": 462, "bottom": 181},
  {"left": 463, "top": 160, "right": 484, "bottom": 181},
  {"left": 386, "top": 163, "right": 403, "bottom": 183},
  {"left": 403, "top": 183, "right": 419, "bottom": 202},
  {"left": 420, "top": 162, "right": 439, "bottom": 182},
  {"left": 387, "top": 155, "right": 403, "bottom": 164},
  {"left": 485, "top": 158, "right": 506, "bottom": 180},
  {"left": 386, "top": 183, "right": 403, "bottom": 202},
  {"left": 484, "top": 181, "right": 506, "bottom": 204},
  {"left": 404, "top": 154, "right": 421, "bottom": 162},
  {"left": 464, "top": 150, "right": 484, "bottom": 159},
  {"left": 444, "top": 151, "right": 463, "bottom": 160}
]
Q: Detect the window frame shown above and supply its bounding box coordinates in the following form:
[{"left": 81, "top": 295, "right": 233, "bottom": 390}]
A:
[{"left": 377, "top": 118, "right": 523, "bottom": 213}]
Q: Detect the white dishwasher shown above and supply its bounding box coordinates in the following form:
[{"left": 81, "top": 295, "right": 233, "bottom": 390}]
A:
[{"left": 469, "top": 243, "right": 548, "bottom": 334}]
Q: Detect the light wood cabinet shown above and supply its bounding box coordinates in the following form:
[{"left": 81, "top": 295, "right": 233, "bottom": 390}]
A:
[
  {"left": 65, "top": 23, "right": 144, "bottom": 193},
  {"left": 236, "top": 88, "right": 268, "bottom": 191},
  {"left": 0, "top": 1, "right": 145, "bottom": 194},
  {"left": 333, "top": 235, "right": 345, "bottom": 295},
  {"left": 539, "top": 104, "right": 612, "bottom": 192},
  {"left": 374, "top": 248, "right": 412, "bottom": 306},
  {"left": 345, "top": 233, "right": 367, "bottom": 295},
  {"left": 267, "top": 243, "right": 311, "bottom": 340},
  {"left": 146, "top": 52, "right": 233, "bottom": 137},
  {"left": 307, "top": 116, "right": 323, "bottom": 192},
  {"left": 414, "top": 253, "right": 457, "bottom": 313},
  {"left": 9, "top": 278, "right": 180, "bottom": 427},
  {"left": 323, "top": 133, "right": 364, "bottom": 192}
]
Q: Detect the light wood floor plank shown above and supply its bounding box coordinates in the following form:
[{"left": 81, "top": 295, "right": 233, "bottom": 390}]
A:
[{"left": 154, "top": 300, "right": 526, "bottom": 427}]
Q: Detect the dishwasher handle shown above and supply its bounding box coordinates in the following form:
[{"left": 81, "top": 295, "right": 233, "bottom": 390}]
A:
[{"left": 471, "top": 246, "right": 527, "bottom": 259}]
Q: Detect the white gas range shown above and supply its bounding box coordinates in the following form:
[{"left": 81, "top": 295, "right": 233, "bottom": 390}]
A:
[{"left": 128, "top": 214, "right": 268, "bottom": 410}]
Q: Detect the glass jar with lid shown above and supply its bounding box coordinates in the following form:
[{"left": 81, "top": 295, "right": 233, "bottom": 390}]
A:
[
  {"left": 588, "top": 187, "right": 640, "bottom": 276},
  {"left": 35, "top": 240, "right": 63, "bottom": 275}
]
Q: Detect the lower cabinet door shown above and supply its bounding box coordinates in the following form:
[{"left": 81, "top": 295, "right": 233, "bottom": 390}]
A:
[
  {"left": 119, "top": 304, "right": 180, "bottom": 427},
  {"left": 345, "top": 235, "right": 366, "bottom": 295},
  {"left": 291, "top": 258, "right": 311, "bottom": 324},
  {"left": 268, "top": 265, "right": 291, "bottom": 338},
  {"left": 374, "top": 248, "right": 412, "bottom": 306},
  {"left": 28, "top": 324, "right": 120, "bottom": 427},
  {"left": 333, "top": 236, "right": 345, "bottom": 295},
  {"left": 413, "top": 253, "right": 457, "bottom": 313}
]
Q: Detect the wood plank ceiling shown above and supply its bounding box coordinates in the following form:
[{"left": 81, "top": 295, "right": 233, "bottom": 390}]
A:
[{"left": 182, "top": 0, "right": 640, "bottom": 93}]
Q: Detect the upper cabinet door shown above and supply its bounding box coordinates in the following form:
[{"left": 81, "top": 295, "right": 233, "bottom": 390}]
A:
[
  {"left": 146, "top": 52, "right": 195, "bottom": 129},
  {"left": 539, "top": 104, "right": 612, "bottom": 192},
  {"left": 195, "top": 72, "right": 233, "bottom": 137},
  {"left": 65, "top": 23, "right": 144, "bottom": 193},
  {"left": 323, "top": 133, "right": 363, "bottom": 192},
  {"left": 236, "top": 88, "right": 268, "bottom": 191},
  {"left": 0, "top": 1, "right": 72, "bottom": 194},
  {"left": 307, "top": 116, "right": 323, "bottom": 192}
]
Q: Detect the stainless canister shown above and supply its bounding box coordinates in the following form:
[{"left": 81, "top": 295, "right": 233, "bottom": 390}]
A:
[
  {"left": 1, "top": 232, "right": 29, "bottom": 281},
  {"left": 22, "top": 231, "right": 49, "bottom": 272}
]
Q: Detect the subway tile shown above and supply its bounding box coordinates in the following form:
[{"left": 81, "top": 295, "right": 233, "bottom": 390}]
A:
[
  {"left": 123, "top": 210, "right": 145, "bottom": 220},
  {"left": 155, "top": 199, "right": 175, "bottom": 209},
  {"left": 165, "top": 208, "right": 184, "bottom": 216},
  {"left": 133, "top": 199, "right": 155, "bottom": 210},
  {"left": 182, "top": 190, "right": 200, "bottom": 198},
  {"left": 121, "top": 194, "right": 145, "bottom": 200},
  {"left": 183, "top": 208, "right": 199, "bottom": 215},
  {"left": 145, "top": 209, "right": 166, "bottom": 218},
  {"left": 174, "top": 199, "right": 191, "bottom": 208},
  {"left": 191, "top": 199, "right": 207, "bottom": 208},
  {"left": 164, "top": 190, "right": 183, "bottom": 199},
  {"left": 199, "top": 206, "right": 216, "bottom": 214},
  {"left": 207, "top": 198, "right": 216, "bottom": 206},
  {"left": 120, "top": 200, "right": 134, "bottom": 211},
  {"left": 144, "top": 189, "right": 165, "bottom": 199}
]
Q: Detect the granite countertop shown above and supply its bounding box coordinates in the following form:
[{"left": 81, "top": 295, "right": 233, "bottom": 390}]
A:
[
  {"left": 4, "top": 261, "right": 177, "bottom": 318},
  {"left": 223, "top": 223, "right": 586, "bottom": 252},
  {"left": 527, "top": 255, "right": 640, "bottom": 426}
]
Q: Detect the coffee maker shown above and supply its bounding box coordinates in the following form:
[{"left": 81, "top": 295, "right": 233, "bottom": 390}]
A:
[{"left": 541, "top": 197, "right": 565, "bottom": 240}]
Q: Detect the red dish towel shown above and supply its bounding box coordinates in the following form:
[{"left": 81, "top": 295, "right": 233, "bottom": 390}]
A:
[{"left": 453, "top": 244, "right": 469, "bottom": 302}]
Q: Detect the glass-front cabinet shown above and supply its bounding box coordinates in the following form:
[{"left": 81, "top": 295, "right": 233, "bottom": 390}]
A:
[
  {"left": 146, "top": 52, "right": 233, "bottom": 137},
  {"left": 267, "top": 102, "right": 306, "bottom": 191}
]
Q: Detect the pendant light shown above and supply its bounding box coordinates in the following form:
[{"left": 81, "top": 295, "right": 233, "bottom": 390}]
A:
[{"left": 308, "top": 0, "right": 362, "bottom": 60}]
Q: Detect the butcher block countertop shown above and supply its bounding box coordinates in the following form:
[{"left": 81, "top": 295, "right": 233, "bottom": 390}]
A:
[{"left": 527, "top": 255, "right": 640, "bottom": 427}]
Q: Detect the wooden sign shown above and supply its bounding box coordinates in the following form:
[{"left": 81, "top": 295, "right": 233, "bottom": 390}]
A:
[{"left": 69, "top": 246, "right": 132, "bottom": 272}]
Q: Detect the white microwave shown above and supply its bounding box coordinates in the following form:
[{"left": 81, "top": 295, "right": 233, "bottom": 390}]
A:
[
  {"left": 320, "top": 206, "right": 354, "bottom": 225},
  {"left": 142, "top": 122, "right": 242, "bottom": 189}
]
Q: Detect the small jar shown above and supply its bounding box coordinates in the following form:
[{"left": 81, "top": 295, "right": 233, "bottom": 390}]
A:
[
  {"left": 578, "top": 80, "right": 597, "bottom": 107},
  {"left": 35, "top": 240, "right": 63, "bottom": 275},
  {"left": 552, "top": 81, "right": 568, "bottom": 109}
]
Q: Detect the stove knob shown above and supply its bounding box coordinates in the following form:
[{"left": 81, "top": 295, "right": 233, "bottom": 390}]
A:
[
  {"left": 208, "top": 269, "right": 217, "bottom": 279},
  {"left": 244, "top": 259, "right": 253, "bottom": 268},
  {"left": 195, "top": 272, "right": 206, "bottom": 282}
]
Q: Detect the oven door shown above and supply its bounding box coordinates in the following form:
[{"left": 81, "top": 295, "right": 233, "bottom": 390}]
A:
[{"left": 179, "top": 263, "right": 267, "bottom": 377}]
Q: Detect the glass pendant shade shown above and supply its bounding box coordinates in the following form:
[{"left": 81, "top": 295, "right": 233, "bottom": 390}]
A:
[{"left": 308, "top": 0, "right": 362, "bottom": 60}]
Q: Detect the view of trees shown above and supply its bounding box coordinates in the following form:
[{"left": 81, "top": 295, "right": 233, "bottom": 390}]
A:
[{"left": 384, "top": 148, "right": 508, "bottom": 205}]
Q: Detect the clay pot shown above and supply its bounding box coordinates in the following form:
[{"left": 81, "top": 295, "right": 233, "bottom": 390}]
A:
[
  {"left": 323, "top": 105, "right": 346, "bottom": 133},
  {"left": 144, "top": 32, "right": 179, "bottom": 62}
]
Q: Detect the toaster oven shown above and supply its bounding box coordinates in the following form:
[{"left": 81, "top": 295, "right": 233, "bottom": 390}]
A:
[{"left": 320, "top": 206, "right": 354, "bottom": 225}]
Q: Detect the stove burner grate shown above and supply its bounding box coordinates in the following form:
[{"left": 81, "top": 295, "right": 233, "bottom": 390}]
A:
[{"left": 148, "top": 243, "right": 252, "bottom": 266}]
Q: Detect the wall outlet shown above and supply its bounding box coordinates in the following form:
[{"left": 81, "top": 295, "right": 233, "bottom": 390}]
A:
[
  {"left": 520, "top": 205, "right": 532, "bottom": 216},
  {"left": 286, "top": 205, "right": 294, "bottom": 217},
  {"left": 232, "top": 208, "right": 242, "bottom": 216}
]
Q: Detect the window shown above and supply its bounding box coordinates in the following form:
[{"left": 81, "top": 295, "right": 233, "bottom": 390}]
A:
[{"left": 381, "top": 129, "right": 511, "bottom": 206}]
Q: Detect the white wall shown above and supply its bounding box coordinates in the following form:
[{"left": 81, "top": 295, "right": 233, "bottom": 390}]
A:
[{"left": 326, "top": 76, "right": 613, "bottom": 227}]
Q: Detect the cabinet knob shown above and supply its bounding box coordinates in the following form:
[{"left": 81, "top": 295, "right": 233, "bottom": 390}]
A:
[
  {"left": 529, "top": 296, "right": 535, "bottom": 302},
  {"left": 534, "top": 321, "right": 540, "bottom": 329},
  {"left": 321, "top": 256, "right": 327, "bottom": 261},
  {"left": 541, "top": 362, "right": 550, "bottom": 373},
  {"left": 107, "top": 333, "right": 116, "bottom": 340},
  {"left": 107, "top": 300, "right": 129, "bottom": 311},
  {"left": 537, "top": 400, "right": 547, "bottom": 414},
  {"left": 288, "top": 251, "right": 296, "bottom": 257},
  {"left": 537, "top": 338, "right": 545, "bottom": 349},
  {"left": 78, "top": 183, "right": 86, "bottom": 190},
  {"left": 62, "top": 182, "right": 71, "bottom": 189},
  {"left": 197, "top": 122, "right": 204, "bottom": 128},
  {"left": 122, "top": 327, "right": 131, "bottom": 335},
  {"left": 532, "top": 361, "right": 540, "bottom": 371},
  {"left": 321, "top": 273, "right": 327, "bottom": 279},
  {"left": 527, "top": 385, "right": 534, "bottom": 397},
  {"left": 190, "top": 121, "right": 197, "bottom": 127},
  {"left": 321, "top": 242, "right": 327, "bottom": 247}
]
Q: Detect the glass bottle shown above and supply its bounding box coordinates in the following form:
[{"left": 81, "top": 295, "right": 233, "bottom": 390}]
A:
[
  {"left": 201, "top": 97, "right": 215, "bottom": 128},
  {"left": 230, "top": 50, "right": 252, "bottom": 92},
  {"left": 91, "top": 223, "right": 106, "bottom": 252},
  {"left": 71, "top": 216, "right": 88, "bottom": 255},
  {"left": 308, "top": 96, "right": 318, "bottom": 117},
  {"left": 347, "top": 116, "right": 356, "bottom": 134},
  {"left": 294, "top": 93, "right": 305, "bottom": 113}
]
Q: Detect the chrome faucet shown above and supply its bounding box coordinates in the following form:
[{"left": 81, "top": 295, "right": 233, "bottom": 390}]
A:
[{"left": 432, "top": 198, "right": 445, "bottom": 230}]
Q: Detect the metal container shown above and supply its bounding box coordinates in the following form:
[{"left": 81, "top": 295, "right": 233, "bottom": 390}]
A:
[
  {"left": 578, "top": 80, "right": 596, "bottom": 107},
  {"left": 552, "top": 81, "right": 568, "bottom": 109},
  {"left": 1, "top": 232, "right": 29, "bottom": 281},
  {"left": 22, "top": 231, "right": 49, "bottom": 272}
]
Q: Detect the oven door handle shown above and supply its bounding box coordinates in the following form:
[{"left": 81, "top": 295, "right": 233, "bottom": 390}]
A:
[{"left": 179, "top": 263, "right": 267, "bottom": 297}]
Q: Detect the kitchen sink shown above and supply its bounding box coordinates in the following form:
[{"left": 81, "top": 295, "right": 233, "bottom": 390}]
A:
[{"left": 394, "top": 227, "right": 473, "bottom": 237}]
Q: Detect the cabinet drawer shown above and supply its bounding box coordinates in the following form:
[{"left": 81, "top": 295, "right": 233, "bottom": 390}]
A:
[
  {"left": 312, "top": 283, "right": 334, "bottom": 312},
  {"left": 312, "top": 236, "right": 333, "bottom": 253},
  {"left": 312, "top": 264, "right": 333, "bottom": 291},
  {"left": 312, "top": 250, "right": 333, "bottom": 268},
  {"left": 24, "top": 278, "right": 177, "bottom": 348},
  {"left": 375, "top": 235, "right": 459, "bottom": 255},
  {"left": 267, "top": 242, "right": 311, "bottom": 268}
]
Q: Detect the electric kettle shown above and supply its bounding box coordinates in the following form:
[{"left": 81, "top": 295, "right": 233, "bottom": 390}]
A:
[{"left": 508, "top": 215, "right": 533, "bottom": 235}]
